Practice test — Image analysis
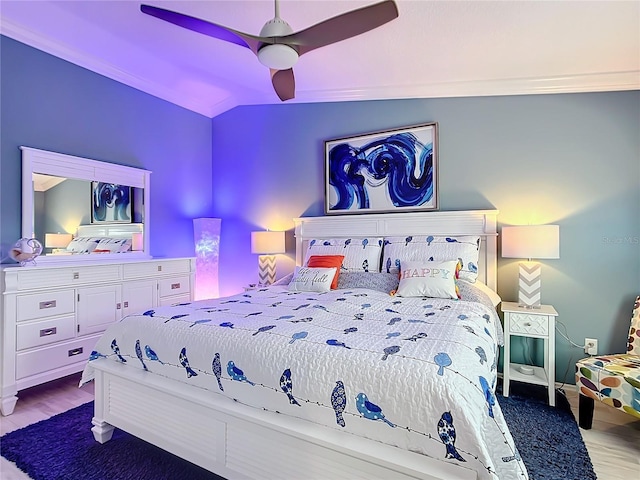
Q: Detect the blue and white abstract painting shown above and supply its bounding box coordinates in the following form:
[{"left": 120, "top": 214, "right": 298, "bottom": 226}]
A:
[
  {"left": 91, "top": 182, "right": 132, "bottom": 223},
  {"left": 325, "top": 123, "right": 438, "bottom": 214}
]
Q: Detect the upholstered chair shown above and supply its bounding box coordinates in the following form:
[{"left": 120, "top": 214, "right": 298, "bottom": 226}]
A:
[{"left": 575, "top": 296, "right": 640, "bottom": 429}]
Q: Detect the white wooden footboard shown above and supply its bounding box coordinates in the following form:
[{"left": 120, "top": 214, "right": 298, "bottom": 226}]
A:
[{"left": 90, "top": 359, "right": 477, "bottom": 480}]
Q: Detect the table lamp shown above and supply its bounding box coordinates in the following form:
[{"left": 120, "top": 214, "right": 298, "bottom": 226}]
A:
[
  {"left": 251, "top": 231, "right": 285, "bottom": 286},
  {"left": 501, "top": 225, "right": 559, "bottom": 308},
  {"left": 45, "top": 233, "right": 72, "bottom": 254},
  {"left": 131, "top": 232, "right": 144, "bottom": 251}
]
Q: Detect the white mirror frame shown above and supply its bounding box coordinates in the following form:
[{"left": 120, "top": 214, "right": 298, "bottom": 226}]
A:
[{"left": 21, "top": 146, "right": 152, "bottom": 264}]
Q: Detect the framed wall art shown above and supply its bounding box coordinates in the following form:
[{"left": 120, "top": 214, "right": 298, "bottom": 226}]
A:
[
  {"left": 91, "top": 182, "right": 132, "bottom": 223},
  {"left": 324, "top": 122, "right": 438, "bottom": 215}
]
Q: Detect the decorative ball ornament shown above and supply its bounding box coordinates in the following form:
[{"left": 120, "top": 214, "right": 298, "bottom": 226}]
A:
[{"left": 9, "top": 238, "right": 43, "bottom": 266}]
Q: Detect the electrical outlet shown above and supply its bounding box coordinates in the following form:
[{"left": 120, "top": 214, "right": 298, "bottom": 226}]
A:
[{"left": 585, "top": 338, "right": 598, "bottom": 355}]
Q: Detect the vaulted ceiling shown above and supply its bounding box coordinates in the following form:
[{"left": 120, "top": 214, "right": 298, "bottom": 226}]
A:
[{"left": 2, "top": 1, "right": 638, "bottom": 118}]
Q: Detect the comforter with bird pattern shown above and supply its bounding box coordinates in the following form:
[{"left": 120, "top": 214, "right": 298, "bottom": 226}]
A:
[{"left": 81, "top": 282, "right": 528, "bottom": 480}]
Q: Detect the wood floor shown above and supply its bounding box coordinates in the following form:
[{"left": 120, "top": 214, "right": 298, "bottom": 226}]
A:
[{"left": 1, "top": 374, "right": 638, "bottom": 479}]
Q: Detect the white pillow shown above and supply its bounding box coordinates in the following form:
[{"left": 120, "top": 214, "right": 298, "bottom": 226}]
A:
[
  {"left": 383, "top": 235, "right": 481, "bottom": 282},
  {"left": 94, "top": 237, "right": 132, "bottom": 253},
  {"left": 288, "top": 267, "right": 337, "bottom": 293},
  {"left": 470, "top": 280, "right": 502, "bottom": 307},
  {"left": 395, "top": 260, "right": 459, "bottom": 299},
  {"left": 65, "top": 237, "right": 101, "bottom": 254},
  {"left": 304, "top": 237, "right": 383, "bottom": 272}
]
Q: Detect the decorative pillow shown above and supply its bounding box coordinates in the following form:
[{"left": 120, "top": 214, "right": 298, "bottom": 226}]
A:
[
  {"left": 95, "top": 237, "right": 132, "bottom": 253},
  {"left": 288, "top": 267, "right": 337, "bottom": 293},
  {"left": 337, "top": 272, "right": 399, "bottom": 293},
  {"left": 65, "top": 237, "right": 101, "bottom": 254},
  {"left": 304, "top": 237, "right": 383, "bottom": 272},
  {"left": 395, "top": 260, "right": 460, "bottom": 299},
  {"left": 382, "top": 235, "right": 481, "bottom": 283},
  {"left": 307, "top": 255, "right": 344, "bottom": 289}
]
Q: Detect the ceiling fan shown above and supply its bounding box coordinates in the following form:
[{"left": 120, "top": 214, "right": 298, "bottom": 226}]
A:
[{"left": 140, "top": 1, "right": 399, "bottom": 101}]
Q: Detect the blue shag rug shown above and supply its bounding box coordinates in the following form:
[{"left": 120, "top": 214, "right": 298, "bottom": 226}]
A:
[{"left": 1, "top": 383, "right": 595, "bottom": 480}]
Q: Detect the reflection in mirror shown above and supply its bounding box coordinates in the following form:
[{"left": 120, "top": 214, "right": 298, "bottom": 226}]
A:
[
  {"left": 33, "top": 173, "right": 144, "bottom": 256},
  {"left": 22, "top": 146, "right": 151, "bottom": 263}
]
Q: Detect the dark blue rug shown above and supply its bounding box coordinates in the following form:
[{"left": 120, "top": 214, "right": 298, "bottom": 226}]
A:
[
  {"left": 496, "top": 382, "right": 596, "bottom": 480},
  {"left": 1, "top": 384, "right": 596, "bottom": 480}
]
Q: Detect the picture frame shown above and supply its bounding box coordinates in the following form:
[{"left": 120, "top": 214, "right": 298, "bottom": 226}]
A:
[
  {"left": 91, "top": 182, "right": 132, "bottom": 224},
  {"left": 324, "top": 122, "right": 438, "bottom": 215}
]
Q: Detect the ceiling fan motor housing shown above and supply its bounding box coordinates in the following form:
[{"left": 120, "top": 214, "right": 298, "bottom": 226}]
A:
[{"left": 258, "top": 17, "right": 299, "bottom": 70}]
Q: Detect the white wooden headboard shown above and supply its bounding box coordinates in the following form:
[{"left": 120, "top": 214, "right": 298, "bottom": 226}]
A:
[
  {"left": 293, "top": 210, "right": 499, "bottom": 290},
  {"left": 76, "top": 223, "right": 143, "bottom": 239}
]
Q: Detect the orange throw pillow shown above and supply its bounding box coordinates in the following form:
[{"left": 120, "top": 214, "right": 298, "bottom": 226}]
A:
[{"left": 307, "top": 255, "right": 345, "bottom": 289}]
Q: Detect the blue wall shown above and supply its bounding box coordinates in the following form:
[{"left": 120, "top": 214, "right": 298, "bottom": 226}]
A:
[
  {"left": 211, "top": 93, "right": 640, "bottom": 384},
  {"left": 0, "top": 36, "right": 213, "bottom": 259}
]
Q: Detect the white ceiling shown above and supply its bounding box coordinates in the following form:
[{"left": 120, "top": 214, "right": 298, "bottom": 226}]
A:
[{"left": 2, "top": 0, "right": 639, "bottom": 118}]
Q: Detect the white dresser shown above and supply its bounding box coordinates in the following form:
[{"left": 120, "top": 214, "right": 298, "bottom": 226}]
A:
[{"left": 0, "top": 257, "right": 195, "bottom": 415}]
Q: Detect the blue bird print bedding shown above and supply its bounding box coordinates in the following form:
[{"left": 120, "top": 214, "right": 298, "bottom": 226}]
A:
[{"left": 82, "top": 282, "right": 528, "bottom": 480}]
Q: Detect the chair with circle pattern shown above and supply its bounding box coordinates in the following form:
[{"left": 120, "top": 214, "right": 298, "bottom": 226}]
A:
[{"left": 575, "top": 295, "right": 640, "bottom": 429}]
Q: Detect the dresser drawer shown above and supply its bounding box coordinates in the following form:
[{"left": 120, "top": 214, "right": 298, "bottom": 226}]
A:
[
  {"left": 123, "top": 259, "right": 192, "bottom": 279},
  {"left": 16, "top": 290, "right": 75, "bottom": 322},
  {"left": 16, "top": 336, "right": 99, "bottom": 380},
  {"left": 509, "top": 313, "right": 550, "bottom": 336},
  {"left": 11, "top": 264, "right": 120, "bottom": 290},
  {"left": 159, "top": 294, "right": 192, "bottom": 307},
  {"left": 158, "top": 276, "right": 190, "bottom": 299},
  {"left": 16, "top": 316, "right": 76, "bottom": 350}
]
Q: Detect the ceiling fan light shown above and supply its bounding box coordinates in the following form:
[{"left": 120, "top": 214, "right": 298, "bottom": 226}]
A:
[{"left": 257, "top": 44, "right": 299, "bottom": 70}]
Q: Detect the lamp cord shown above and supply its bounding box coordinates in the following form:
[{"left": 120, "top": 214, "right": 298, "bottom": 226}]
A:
[
  {"left": 555, "top": 320, "right": 587, "bottom": 349},
  {"left": 554, "top": 320, "right": 588, "bottom": 391}
]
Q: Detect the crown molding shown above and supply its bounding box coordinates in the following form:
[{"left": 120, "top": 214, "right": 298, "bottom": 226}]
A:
[
  {"left": 0, "top": 18, "right": 233, "bottom": 118},
  {"left": 294, "top": 71, "right": 640, "bottom": 104}
]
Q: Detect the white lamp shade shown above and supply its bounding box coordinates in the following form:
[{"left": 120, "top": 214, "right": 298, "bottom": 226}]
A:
[
  {"left": 45, "top": 233, "right": 72, "bottom": 249},
  {"left": 501, "top": 225, "right": 560, "bottom": 260},
  {"left": 131, "top": 232, "right": 144, "bottom": 251},
  {"left": 251, "top": 231, "right": 285, "bottom": 255}
]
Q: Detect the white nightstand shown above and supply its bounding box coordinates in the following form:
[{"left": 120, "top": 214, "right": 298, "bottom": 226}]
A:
[{"left": 501, "top": 302, "right": 558, "bottom": 406}]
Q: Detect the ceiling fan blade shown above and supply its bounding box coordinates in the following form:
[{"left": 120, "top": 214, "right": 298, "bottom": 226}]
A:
[
  {"left": 140, "top": 4, "right": 265, "bottom": 54},
  {"left": 283, "top": 0, "right": 398, "bottom": 55},
  {"left": 271, "top": 68, "right": 295, "bottom": 101}
]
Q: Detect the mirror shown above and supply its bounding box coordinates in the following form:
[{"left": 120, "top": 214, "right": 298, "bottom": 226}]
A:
[{"left": 21, "top": 147, "right": 151, "bottom": 263}]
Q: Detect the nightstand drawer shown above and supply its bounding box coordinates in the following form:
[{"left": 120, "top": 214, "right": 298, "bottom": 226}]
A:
[
  {"left": 16, "top": 290, "right": 75, "bottom": 322},
  {"left": 509, "top": 313, "right": 549, "bottom": 336}
]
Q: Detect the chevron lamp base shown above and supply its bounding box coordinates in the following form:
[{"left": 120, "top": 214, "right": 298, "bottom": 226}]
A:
[
  {"left": 258, "top": 255, "right": 277, "bottom": 286},
  {"left": 518, "top": 261, "right": 542, "bottom": 308}
]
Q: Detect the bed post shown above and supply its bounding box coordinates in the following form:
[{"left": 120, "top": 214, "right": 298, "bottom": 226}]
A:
[{"left": 90, "top": 368, "right": 114, "bottom": 443}]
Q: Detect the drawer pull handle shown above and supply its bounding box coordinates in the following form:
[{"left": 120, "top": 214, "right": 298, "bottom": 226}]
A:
[
  {"left": 171, "top": 283, "right": 181, "bottom": 290},
  {"left": 73, "top": 272, "right": 80, "bottom": 279},
  {"left": 68, "top": 347, "right": 83, "bottom": 357},
  {"left": 124, "top": 301, "right": 129, "bottom": 308},
  {"left": 524, "top": 322, "right": 531, "bottom": 327},
  {"left": 40, "top": 327, "right": 57, "bottom": 337},
  {"left": 157, "top": 266, "right": 162, "bottom": 272},
  {"left": 39, "top": 300, "right": 57, "bottom": 309}
]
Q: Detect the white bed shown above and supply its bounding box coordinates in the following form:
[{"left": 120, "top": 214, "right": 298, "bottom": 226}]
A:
[{"left": 84, "top": 209, "right": 524, "bottom": 480}]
